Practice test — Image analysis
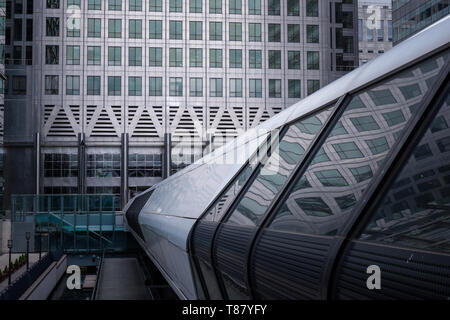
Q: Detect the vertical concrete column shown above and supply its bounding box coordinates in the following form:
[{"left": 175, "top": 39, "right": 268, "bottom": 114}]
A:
[
  {"left": 78, "top": 133, "right": 86, "bottom": 194},
  {"left": 163, "top": 133, "right": 172, "bottom": 179},
  {"left": 121, "top": 133, "right": 129, "bottom": 208}
]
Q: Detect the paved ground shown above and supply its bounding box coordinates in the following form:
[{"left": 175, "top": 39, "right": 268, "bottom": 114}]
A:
[
  {"left": 0, "top": 253, "right": 41, "bottom": 292},
  {"left": 96, "top": 257, "right": 151, "bottom": 300}
]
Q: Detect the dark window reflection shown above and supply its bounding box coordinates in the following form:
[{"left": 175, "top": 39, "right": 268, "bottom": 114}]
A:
[
  {"left": 268, "top": 51, "right": 448, "bottom": 236},
  {"left": 360, "top": 92, "right": 450, "bottom": 254}
]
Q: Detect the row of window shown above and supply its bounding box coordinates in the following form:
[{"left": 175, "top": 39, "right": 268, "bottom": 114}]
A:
[
  {"left": 43, "top": 0, "right": 320, "bottom": 17},
  {"left": 44, "top": 75, "right": 320, "bottom": 98},
  {"left": 43, "top": 18, "right": 320, "bottom": 43},
  {"left": 45, "top": 45, "right": 320, "bottom": 70}
]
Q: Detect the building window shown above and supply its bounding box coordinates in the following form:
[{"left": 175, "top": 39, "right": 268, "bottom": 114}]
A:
[
  {"left": 44, "top": 153, "right": 78, "bottom": 178},
  {"left": 307, "top": 51, "right": 319, "bottom": 70},
  {"left": 46, "top": 45, "right": 59, "bottom": 64},
  {"left": 367, "top": 26, "right": 373, "bottom": 41},
  {"left": 377, "top": 21, "right": 384, "bottom": 41},
  {"left": 269, "top": 79, "right": 281, "bottom": 98},
  {"left": 128, "top": 154, "right": 162, "bottom": 178},
  {"left": 88, "top": 0, "right": 101, "bottom": 10},
  {"left": 388, "top": 20, "right": 392, "bottom": 41},
  {"left": 87, "top": 18, "right": 101, "bottom": 37},
  {"left": 209, "top": 22, "right": 222, "bottom": 40},
  {"left": 268, "top": 0, "right": 280, "bottom": 15},
  {"left": 307, "top": 25, "right": 319, "bottom": 43},
  {"left": 229, "top": 49, "right": 242, "bottom": 68},
  {"left": 287, "top": 24, "right": 300, "bottom": 43},
  {"left": 26, "top": 19, "right": 33, "bottom": 41},
  {"left": 190, "top": 21, "right": 202, "bottom": 40},
  {"left": 190, "top": 0, "right": 202, "bottom": 13},
  {"left": 358, "top": 19, "right": 362, "bottom": 41},
  {"left": 46, "top": 17, "right": 60, "bottom": 37},
  {"left": 287, "top": 0, "right": 299, "bottom": 16},
  {"left": 108, "top": 0, "right": 122, "bottom": 11},
  {"left": 209, "top": 49, "right": 222, "bottom": 68},
  {"left": 288, "top": 79, "right": 301, "bottom": 98},
  {"left": 230, "top": 0, "right": 241, "bottom": 14},
  {"left": 229, "top": 22, "right": 242, "bottom": 41},
  {"left": 190, "top": 78, "right": 203, "bottom": 97},
  {"left": 129, "top": 77, "right": 142, "bottom": 96},
  {"left": 149, "top": 0, "right": 162, "bottom": 12},
  {"left": 249, "top": 79, "right": 262, "bottom": 98},
  {"left": 87, "top": 46, "right": 101, "bottom": 65},
  {"left": 12, "top": 76, "right": 26, "bottom": 95},
  {"left": 149, "top": 20, "right": 162, "bottom": 39},
  {"left": 66, "top": 45, "right": 80, "bottom": 65},
  {"left": 190, "top": 48, "right": 203, "bottom": 67},
  {"left": 288, "top": 51, "right": 301, "bottom": 69},
  {"left": 229, "top": 78, "right": 242, "bottom": 97},
  {"left": 169, "top": 77, "right": 183, "bottom": 96},
  {"left": 108, "top": 76, "right": 121, "bottom": 96},
  {"left": 169, "top": 21, "right": 182, "bottom": 40},
  {"left": 209, "top": 0, "right": 222, "bottom": 14},
  {"left": 67, "top": 18, "right": 80, "bottom": 37},
  {"left": 169, "top": 48, "right": 183, "bottom": 67},
  {"left": 268, "top": 50, "right": 281, "bottom": 69},
  {"left": 268, "top": 24, "right": 281, "bottom": 42},
  {"left": 66, "top": 75, "right": 80, "bottom": 95},
  {"left": 149, "top": 77, "right": 163, "bottom": 96},
  {"left": 129, "top": 19, "right": 142, "bottom": 39},
  {"left": 307, "top": 80, "right": 320, "bottom": 95},
  {"left": 109, "top": 19, "right": 122, "bottom": 38},
  {"left": 108, "top": 47, "right": 121, "bottom": 66},
  {"left": 14, "top": 19, "right": 22, "bottom": 41},
  {"left": 67, "top": 0, "right": 81, "bottom": 7},
  {"left": 129, "top": 47, "right": 142, "bottom": 66},
  {"left": 249, "top": 50, "right": 262, "bottom": 69},
  {"left": 129, "top": 0, "right": 142, "bottom": 11},
  {"left": 170, "top": 0, "right": 182, "bottom": 12},
  {"left": 45, "top": 75, "right": 59, "bottom": 95},
  {"left": 87, "top": 76, "right": 100, "bottom": 95},
  {"left": 210, "top": 78, "right": 223, "bottom": 97},
  {"left": 87, "top": 154, "right": 120, "bottom": 178},
  {"left": 149, "top": 47, "right": 162, "bottom": 66},
  {"left": 249, "top": 0, "right": 260, "bottom": 15},
  {"left": 306, "top": 0, "right": 318, "bottom": 17},
  {"left": 249, "top": 23, "right": 261, "bottom": 42},
  {"left": 46, "top": 0, "right": 60, "bottom": 9}
]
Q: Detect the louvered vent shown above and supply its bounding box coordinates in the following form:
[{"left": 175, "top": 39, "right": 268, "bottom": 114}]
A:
[
  {"left": 44, "top": 105, "right": 80, "bottom": 137},
  {"left": 87, "top": 105, "right": 122, "bottom": 137},
  {"left": 209, "top": 106, "right": 243, "bottom": 138},
  {"left": 170, "top": 106, "right": 203, "bottom": 139},
  {"left": 128, "top": 105, "right": 163, "bottom": 138},
  {"left": 249, "top": 106, "right": 283, "bottom": 128}
]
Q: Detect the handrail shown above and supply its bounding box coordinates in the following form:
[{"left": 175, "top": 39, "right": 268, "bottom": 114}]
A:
[{"left": 91, "top": 250, "right": 105, "bottom": 300}]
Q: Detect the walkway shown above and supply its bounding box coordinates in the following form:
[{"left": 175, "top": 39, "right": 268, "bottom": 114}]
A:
[
  {"left": 96, "top": 257, "right": 151, "bottom": 300},
  {"left": 0, "top": 253, "right": 41, "bottom": 292}
]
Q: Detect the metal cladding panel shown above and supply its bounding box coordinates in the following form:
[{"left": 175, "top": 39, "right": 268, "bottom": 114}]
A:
[
  {"left": 192, "top": 221, "right": 218, "bottom": 262},
  {"left": 334, "top": 242, "right": 450, "bottom": 300},
  {"left": 251, "top": 229, "right": 333, "bottom": 300},
  {"left": 125, "top": 190, "right": 153, "bottom": 240},
  {"left": 214, "top": 225, "right": 255, "bottom": 285}
]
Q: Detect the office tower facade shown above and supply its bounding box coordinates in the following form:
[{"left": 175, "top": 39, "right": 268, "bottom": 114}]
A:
[
  {"left": 357, "top": 0, "right": 392, "bottom": 66},
  {"left": 392, "top": 0, "right": 449, "bottom": 45},
  {"left": 2, "top": 0, "right": 358, "bottom": 212},
  {"left": 0, "top": 1, "right": 5, "bottom": 215}
]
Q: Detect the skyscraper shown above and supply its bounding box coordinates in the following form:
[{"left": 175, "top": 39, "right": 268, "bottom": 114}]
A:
[
  {"left": 357, "top": 0, "right": 392, "bottom": 66},
  {"left": 392, "top": 0, "right": 449, "bottom": 45},
  {"left": 2, "top": 0, "right": 358, "bottom": 212}
]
